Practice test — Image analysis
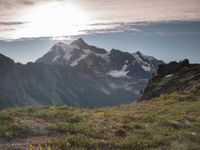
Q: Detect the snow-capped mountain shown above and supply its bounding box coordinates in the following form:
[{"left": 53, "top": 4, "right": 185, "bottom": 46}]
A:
[
  {"left": 36, "top": 38, "right": 107, "bottom": 67},
  {"left": 36, "top": 38, "right": 163, "bottom": 79},
  {"left": 35, "top": 38, "right": 164, "bottom": 107},
  {"left": 0, "top": 38, "right": 163, "bottom": 109}
]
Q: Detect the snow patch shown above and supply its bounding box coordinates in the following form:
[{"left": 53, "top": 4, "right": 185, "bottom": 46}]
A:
[
  {"left": 142, "top": 65, "right": 151, "bottom": 72},
  {"left": 70, "top": 54, "right": 88, "bottom": 67},
  {"left": 101, "top": 88, "right": 111, "bottom": 95},
  {"left": 133, "top": 53, "right": 144, "bottom": 63},
  {"left": 165, "top": 74, "right": 173, "bottom": 78},
  {"left": 122, "top": 64, "right": 128, "bottom": 71},
  {"left": 125, "top": 60, "right": 129, "bottom": 63},
  {"left": 63, "top": 53, "right": 72, "bottom": 61},
  {"left": 107, "top": 64, "right": 129, "bottom": 78},
  {"left": 107, "top": 70, "right": 128, "bottom": 78},
  {"left": 70, "top": 49, "right": 91, "bottom": 67},
  {"left": 132, "top": 53, "right": 148, "bottom": 65},
  {"left": 52, "top": 55, "right": 61, "bottom": 62}
]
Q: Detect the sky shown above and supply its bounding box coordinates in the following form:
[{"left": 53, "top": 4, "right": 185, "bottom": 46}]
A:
[{"left": 0, "top": 0, "right": 200, "bottom": 63}]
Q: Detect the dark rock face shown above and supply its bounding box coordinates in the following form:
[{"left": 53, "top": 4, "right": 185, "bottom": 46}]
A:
[
  {"left": 139, "top": 59, "right": 200, "bottom": 101},
  {"left": 0, "top": 38, "right": 163, "bottom": 109},
  {"left": 157, "top": 59, "right": 190, "bottom": 76}
]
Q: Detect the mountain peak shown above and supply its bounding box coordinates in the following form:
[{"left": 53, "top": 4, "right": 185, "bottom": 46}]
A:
[
  {"left": 52, "top": 42, "right": 66, "bottom": 48},
  {"left": 55, "top": 42, "right": 66, "bottom": 45},
  {"left": 77, "top": 38, "right": 85, "bottom": 43},
  {"left": 0, "top": 53, "right": 14, "bottom": 63},
  {"left": 135, "top": 51, "right": 142, "bottom": 55},
  {"left": 71, "top": 38, "right": 88, "bottom": 48},
  {"left": 49, "top": 42, "right": 69, "bottom": 53},
  {"left": 0, "top": 53, "right": 15, "bottom": 69}
]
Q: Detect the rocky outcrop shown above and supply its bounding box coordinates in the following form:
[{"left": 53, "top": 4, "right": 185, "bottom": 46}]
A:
[{"left": 139, "top": 59, "right": 200, "bottom": 101}]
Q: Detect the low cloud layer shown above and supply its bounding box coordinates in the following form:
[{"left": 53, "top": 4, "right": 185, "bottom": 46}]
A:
[{"left": 0, "top": 21, "right": 26, "bottom": 26}]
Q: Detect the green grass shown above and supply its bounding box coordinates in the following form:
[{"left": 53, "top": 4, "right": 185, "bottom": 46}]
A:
[
  {"left": 0, "top": 112, "right": 29, "bottom": 138},
  {"left": 0, "top": 91, "right": 200, "bottom": 149}
]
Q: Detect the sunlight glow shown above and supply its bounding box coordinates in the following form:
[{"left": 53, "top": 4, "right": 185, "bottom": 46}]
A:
[{"left": 15, "top": 2, "right": 92, "bottom": 39}]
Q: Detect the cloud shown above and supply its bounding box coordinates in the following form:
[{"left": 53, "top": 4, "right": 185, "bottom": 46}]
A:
[
  {"left": 0, "top": 21, "right": 27, "bottom": 26},
  {"left": 0, "top": 0, "right": 37, "bottom": 7},
  {"left": 156, "top": 31, "right": 200, "bottom": 36},
  {"left": 21, "top": 0, "right": 35, "bottom": 6},
  {"left": 81, "top": 22, "right": 141, "bottom": 34},
  {"left": 0, "top": 28, "right": 15, "bottom": 32},
  {"left": 0, "top": 0, "right": 200, "bottom": 40},
  {"left": 79, "top": 0, "right": 200, "bottom": 22}
]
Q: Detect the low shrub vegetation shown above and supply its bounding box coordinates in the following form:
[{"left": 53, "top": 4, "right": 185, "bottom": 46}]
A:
[{"left": 0, "top": 91, "right": 199, "bottom": 149}]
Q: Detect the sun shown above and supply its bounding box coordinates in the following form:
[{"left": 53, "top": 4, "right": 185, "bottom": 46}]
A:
[{"left": 16, "top": 2, "right": 91, "bottom": 39}]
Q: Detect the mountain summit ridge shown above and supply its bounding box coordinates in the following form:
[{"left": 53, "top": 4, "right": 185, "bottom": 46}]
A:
[
  {"left": 71, "top": 38, "right": 89, "bottom": 48},
  {"left": 36, "top": 38, "right": 163, "bottom": 77}
]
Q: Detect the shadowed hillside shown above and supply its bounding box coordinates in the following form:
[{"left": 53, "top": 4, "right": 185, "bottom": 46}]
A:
[{"left": 139, "top": 59, "right": 200, "bottom": 101}]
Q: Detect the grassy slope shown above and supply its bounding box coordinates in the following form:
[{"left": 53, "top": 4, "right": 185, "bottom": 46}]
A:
[{"left": 0, "top": 91, "right": 200, "bottom": 150}]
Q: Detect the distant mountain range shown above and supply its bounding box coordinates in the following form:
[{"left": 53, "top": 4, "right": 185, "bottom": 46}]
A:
[{"left": 0, "top": 38, "right": 163, "bottom": 109}]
